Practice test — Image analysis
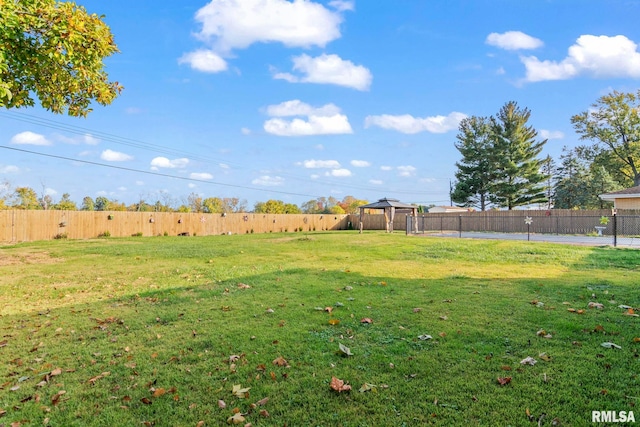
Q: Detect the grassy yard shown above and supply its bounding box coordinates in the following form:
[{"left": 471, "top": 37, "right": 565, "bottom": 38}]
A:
[{"left": 0, "top": 232, "right": 638, "bottom": 426}]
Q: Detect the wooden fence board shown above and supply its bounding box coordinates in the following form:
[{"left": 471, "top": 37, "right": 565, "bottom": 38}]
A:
[{"left": 0, "top": 211, "right": 353, "bottom": 243}]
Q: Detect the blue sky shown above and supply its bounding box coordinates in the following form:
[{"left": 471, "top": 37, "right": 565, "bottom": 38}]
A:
[{"left": 2, "top": 0, "right": 640, "bottom": 209}]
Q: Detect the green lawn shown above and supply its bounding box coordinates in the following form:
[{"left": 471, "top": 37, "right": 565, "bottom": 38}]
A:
[{"left": 1, "top": 232, "right": 638, "bottom": 426}]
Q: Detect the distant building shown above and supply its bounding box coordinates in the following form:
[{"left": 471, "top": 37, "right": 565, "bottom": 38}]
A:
[
  {"left": 599, "top": 185, "right": 640, "bottom": 210},
  {"left": 428, "top": 206, "right": 472, "bottom": 213}
]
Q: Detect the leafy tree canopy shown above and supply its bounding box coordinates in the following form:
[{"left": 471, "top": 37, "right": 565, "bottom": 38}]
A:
[
  {"left": 572, "top": 90, "right": 640, "bottom": 186},
  {"left": 0, "top": 0, "right": 122, "bottom": 116}
]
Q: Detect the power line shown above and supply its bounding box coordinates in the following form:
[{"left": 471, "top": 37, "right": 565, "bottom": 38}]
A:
[
  {"left": 0, "top": 145, "right": 323, "bottom": 199},
  {"left": 0, "top": 110, "right": 450, "bottom": 196}
]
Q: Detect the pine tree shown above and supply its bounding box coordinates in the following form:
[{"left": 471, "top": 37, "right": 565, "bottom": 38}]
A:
[
  {"left": 451, "top": 116, "right": 494, "bottom": 210},
  {"left": 554, "top": 148, "right": 591, "bottom": 209},
  {"left": 489, "top": 101, "right": 547, "bottom": 210}
]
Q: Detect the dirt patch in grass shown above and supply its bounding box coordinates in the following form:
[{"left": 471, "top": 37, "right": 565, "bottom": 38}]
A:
[{"left": 0, "top": 250, "right": 62, "bottom": 266}]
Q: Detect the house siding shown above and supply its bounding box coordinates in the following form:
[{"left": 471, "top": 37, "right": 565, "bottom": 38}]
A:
[{"left": 615, "top": 198, "right": 640, "bottom": 210}]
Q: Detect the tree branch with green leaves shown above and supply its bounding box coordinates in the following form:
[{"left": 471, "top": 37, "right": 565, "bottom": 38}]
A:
[{"left": 0, "top": 0, "right": 122, "bottom": 116}]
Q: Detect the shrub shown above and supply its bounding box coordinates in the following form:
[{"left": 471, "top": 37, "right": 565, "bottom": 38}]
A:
[
  {"left": 53, "top": 232, "right": 68, "bottom": 240},
  {"left": 98, "top": 230, "right": 111, "bottom": 238},
  {"left": 131, "top": 232, "right": 143, "bottom": 237}
]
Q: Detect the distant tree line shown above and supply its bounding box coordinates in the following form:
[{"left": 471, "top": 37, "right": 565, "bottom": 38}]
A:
[
  {"left": 452, "top": 90, "right": 640, "bottom": 210},
  {"left": 0, "top": 186, "right": 372, "bottom": 215}
]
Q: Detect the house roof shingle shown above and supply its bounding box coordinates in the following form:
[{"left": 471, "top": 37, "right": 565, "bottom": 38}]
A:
[{"left": 599, "top": 185, "right": 640, "bottom": 200}]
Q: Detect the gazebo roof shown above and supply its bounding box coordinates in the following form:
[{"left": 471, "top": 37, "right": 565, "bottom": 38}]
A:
[{"left": 359, "top": 198, "right": 416, "bottom": 210}]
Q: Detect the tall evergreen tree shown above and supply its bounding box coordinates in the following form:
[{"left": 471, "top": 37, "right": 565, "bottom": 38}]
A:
[
  {"left": 489, "top": 101, "right": 547, "bottom": 210},
  {"left": 554, "top": 149, "right": 591, "bottom": 209},
  {"left": 451, "top": 116, "right": 494, "bottom": 210}
]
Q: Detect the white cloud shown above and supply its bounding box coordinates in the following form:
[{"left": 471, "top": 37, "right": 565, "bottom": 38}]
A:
[
  {"left": 364, "top": 112, "right": 467, "bottom": 134},
  {"left": 11, "top": 131, "right": 51, "bottom": 146},
  {"left": 300, "top": 159, "right": 341, "bottom": 169},
  {"left": 397, "top": 165, "right": 417, "bottom": 177},
  {"left": 326, "top": 168, "right": 351, "bottom": 177},
  {"left": 265, "top": 99, "right": 341, "bottom": 117},
  {"left": 101, "top": 149, "right": 133, "bottom": 162},
  {"left": 380, "top": 166, "right": 393, "bottom": 171},
  {"left": 486, "top": 31, "right": 543, "bottom": 50},
  {"left": 241, "top": 127, "right": 251, "bottom": 135},
  {"left": 350, "top": 160, "right": 370, "bottom": 167},
  {"left": 369, "top": 179, "right": 383, "bottom": 185},
  {"left": 56, "top": 133, "right": 100, "bottom": 145},
  {"left": 188, "top": 183, "right": 197, "bottom": 189},
  {"left": 263, "top": 100, "right": 352, "bottom": 136},
  {"left": 190, "top": 172, "right": 213, "bottom": 180},
  {"left": 194, "top": 0, "right": 343, "bottom": 50},
  {"left": 150, "top": 157, "right": 190, "bottom": 169},
  {"left": 328, "top": 0, "right": 354, "bottom": 12},
  {"left": 44, "top": 188, "right": 57, "bottom": 196},
  {"left": 273, "top": 53, "right": 372, "bottom": 91},
  {"left": 219, "top": 163, "right": 230, "bottom": 169},
  {"left": 182, "top": 0, "right": 346, "bottom": 72},
  {"left": 521, "top": 35, "right": 640, "bottom": 82},
  {"left": 82, "top": 134, "right": 100, "bottom": 145},
  {"left": 0, "top": 165, "right": 19, "bottom": 173},
  {"left": 117, "top": 186, "right": 127, "bottom": 192},
  {"left": 136, "top": 180, "right": 145, "bottom": 186},
  {"left": 178, "top": 49, "right": 228, "bottom": 73},
  {"left": 252, "top": 175, "right": 284, "bottom": 186},
  {"left": 264, "top": 115, "right": 352, "bottom": 136},
  {"left": 539, "top": 129, "right": 565, "bottom": 140}
]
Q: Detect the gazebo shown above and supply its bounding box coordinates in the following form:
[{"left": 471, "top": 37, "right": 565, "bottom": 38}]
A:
[{"left": 358, "top": 198, "right": 418, "bottom": 233}]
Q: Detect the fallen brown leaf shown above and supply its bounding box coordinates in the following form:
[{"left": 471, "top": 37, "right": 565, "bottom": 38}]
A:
[
  {"left": 497, "top": 377, "right": 511, "bottom": 386},
  {"left": 152, "top": 388, "right": 166, "bottom": 397},
  {"left": 226, "top": 412, "right": 245, "bottom": 424},
  {"left": 51, "top": 390, "right": 66, "bottom": 405},
  {"left": 272, "top": 356, "right": 289, "bottom": 367},
  {"left": 330, "top": 376, "right": 351, "bottom": 392}
]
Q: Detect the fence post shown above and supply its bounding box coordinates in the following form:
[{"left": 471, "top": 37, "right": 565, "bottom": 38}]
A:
[
  {"left": 613, "top": 212, "right": 617, "bottom": 247},
  {"left": 458, "top": 215, "right": 462, "bottom": 238}
]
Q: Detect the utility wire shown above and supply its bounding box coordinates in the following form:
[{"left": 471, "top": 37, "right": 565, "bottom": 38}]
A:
[
  {"left": 0, "top": 145, "right": 323, "bottom": 199},
  {"left": 0, "top": 110, "right": 450, "bottom": 196}
]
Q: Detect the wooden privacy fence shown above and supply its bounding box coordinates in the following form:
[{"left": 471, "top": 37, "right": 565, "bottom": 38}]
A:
[
  {"left": 403, "top": 209, "right": 640, "bottom": 236},
  {"left": 0, "top": 210, "right": 353, "bottom": 243}
]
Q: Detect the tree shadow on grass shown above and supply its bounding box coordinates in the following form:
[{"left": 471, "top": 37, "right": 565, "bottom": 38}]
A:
[{"left": 1, "top": 262, "right": 638, "bottom": 426}]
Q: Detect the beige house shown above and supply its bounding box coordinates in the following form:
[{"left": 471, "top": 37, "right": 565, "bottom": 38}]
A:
[{"left": 599, "top": 185, "right": 640, "bottom": 209}]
